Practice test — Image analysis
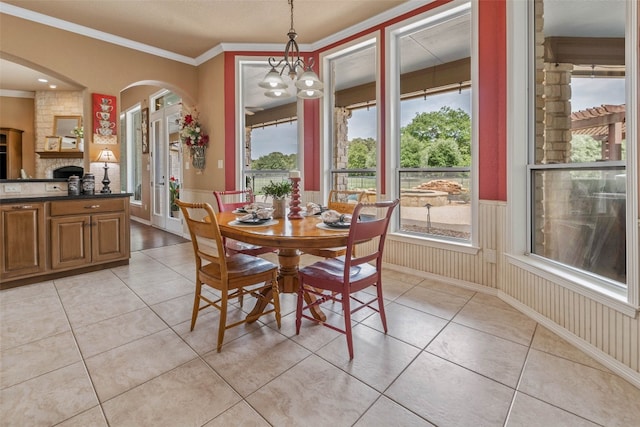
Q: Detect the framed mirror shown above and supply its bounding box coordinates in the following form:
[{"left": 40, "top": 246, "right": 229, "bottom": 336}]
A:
[{"left": 53, "top": 115, "right": 82, "bottom": 138}]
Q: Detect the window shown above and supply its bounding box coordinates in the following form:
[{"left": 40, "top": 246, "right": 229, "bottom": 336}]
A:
[
  {"left": 123, "top": 105, "right": 142, "bottom": 202},
  {"left": 391, "top": 2, "right": 473, "bottom": 242},
  {"left": 528, "top": 0, "right": 630, "bottom": 289},
  {"left": 325, "top": 40, "right": 378, "bottom": 196},
  {"left": 239, "top": 59, "right": 298, "bottom": 196}
]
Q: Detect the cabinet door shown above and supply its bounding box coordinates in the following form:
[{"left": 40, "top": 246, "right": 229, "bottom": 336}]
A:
[
  {"left": 50, "top": 215, "right": 91, "bottom": 270},
  {"left": 92, "top": 212, "right": 128, "bottom": 263},
  {"left": 0, "top": 203, "right": 45, "bottom": 279}
]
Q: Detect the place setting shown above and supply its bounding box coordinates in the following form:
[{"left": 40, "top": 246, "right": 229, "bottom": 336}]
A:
[
  {"left": 302, "top": 202, "right": 328, "bottom": 217},
  {"left": 229, "top": 207, "right": 278, "bottom": 227},
  {"left": 315, "top": 209, "right": 352, "bottom": 231},
  {"left": 231, "top": 202, "right": 263, "bottom": 215}
]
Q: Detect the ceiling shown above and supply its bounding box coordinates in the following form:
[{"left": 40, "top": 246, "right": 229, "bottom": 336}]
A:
[
  {"left": 0, "top": 0, "right": 411, "bottom": 93},
  {"left": 0, "top": 0, "right": 624, "bottom": 107}
]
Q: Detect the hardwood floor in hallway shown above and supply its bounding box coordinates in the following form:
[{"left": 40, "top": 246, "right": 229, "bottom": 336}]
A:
[{"left": 130, "top": 220, "right": 189, "bottom": 252}]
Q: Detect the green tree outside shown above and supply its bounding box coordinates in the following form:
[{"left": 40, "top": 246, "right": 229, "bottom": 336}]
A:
[
  {"left": 401, "top": 106, "right": 471, "bottom": 167},
  {"left": 347, "top": 137, "right": 377, "bottom": 168},
  {"left": 252, "top": 152, "right": 297, "bottom": 170}
]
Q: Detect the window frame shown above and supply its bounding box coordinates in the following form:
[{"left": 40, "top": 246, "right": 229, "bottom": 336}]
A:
[
  {"left": 123, "top": 104, "right": 142, "bottom": 205},
  {"left": 507, "top": 0, "right": 639, "bottom": 313},
  {"left": 385, "top": 0, "right": 478, "bottom": 247},
  {"left": 320, "top": 34, "right": 380, "bottom": 201},
  {"left": 236, "top": 56, "right": 303, "bottom": 191}
]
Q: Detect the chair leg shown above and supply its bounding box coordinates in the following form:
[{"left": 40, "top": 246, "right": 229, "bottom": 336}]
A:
[
  {"left": 190, "top": 280, "right": 202, "bottom": 331},
  {"left": 343, "top": 291, "right": 354, "bottom": 359},
  {"left": 217, "top": 290, "right": 228, "bottom": 352},
  {"left": 376, "top": 282, "right": 388, "bottom": 333}
]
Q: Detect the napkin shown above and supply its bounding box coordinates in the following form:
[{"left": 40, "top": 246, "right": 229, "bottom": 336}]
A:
[
  {"left": 239, "top": 208, "right": 273, "bottom": 221},
  {"left": 241, "top": 203, "right": 262, "bottom": 212},
  {"left": 306, "top": 202, "right": 326, "bottom": 215},
  {"left": 320, "top": 210, "right": 352, "bottom": 224}
]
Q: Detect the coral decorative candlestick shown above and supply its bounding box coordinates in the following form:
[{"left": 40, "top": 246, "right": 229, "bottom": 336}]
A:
[{"left": 287, "top": 177, "right": 303, "bottom": 219}]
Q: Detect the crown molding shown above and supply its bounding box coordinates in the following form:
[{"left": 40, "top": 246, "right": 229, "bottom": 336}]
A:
[
  {"left": 1, "top": 0, "right": 433, "bottom": 64},
  {"left": 0, "top": 2, "right": 196, "bottom": 65},
  {"left": 309, "top": 0, "right": 433, "bottom": 51}
]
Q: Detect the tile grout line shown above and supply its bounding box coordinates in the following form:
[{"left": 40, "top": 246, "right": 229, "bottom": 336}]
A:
[{"left": 51, "top": 279, "right": 111, "bottom": 426}]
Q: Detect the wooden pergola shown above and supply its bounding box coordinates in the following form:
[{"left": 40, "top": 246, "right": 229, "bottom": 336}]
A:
[{"left": 571, "top": 104, "right": 626, "bottom": 160}]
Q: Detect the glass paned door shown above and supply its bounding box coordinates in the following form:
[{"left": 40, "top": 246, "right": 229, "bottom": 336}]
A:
[{"left": 150, "top": 103, "right": 182, "bottom": 235}]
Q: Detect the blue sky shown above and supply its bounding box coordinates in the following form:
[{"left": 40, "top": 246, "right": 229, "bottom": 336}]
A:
[{"left": 250, "top": 78, "right": 625, "bottom": 158}]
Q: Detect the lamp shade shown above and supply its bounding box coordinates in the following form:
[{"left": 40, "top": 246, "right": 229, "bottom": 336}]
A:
[
  {"left": 297, "top": 88, "right": 323, "bottom": 99},
  {"left": 258, "top": 68, "right": 289, "bottom": 90},
  {"left": 264, "top": 88, "right": 291, "bottom": 99},
  {"left": 96, "top": 148, "right": 117, "bottom": 163},
  {"left": 294, "top": 69, "right": 323, "bottom": 91}
]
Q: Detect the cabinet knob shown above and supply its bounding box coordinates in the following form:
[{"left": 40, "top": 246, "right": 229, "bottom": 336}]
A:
[{"left": 85, "top": 205, "right": 100, "bottom": 209}]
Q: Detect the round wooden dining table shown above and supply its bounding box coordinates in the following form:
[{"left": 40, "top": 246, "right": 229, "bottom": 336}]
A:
[{"left": 216, "top": 210, "right": 351, "bottom": 322}]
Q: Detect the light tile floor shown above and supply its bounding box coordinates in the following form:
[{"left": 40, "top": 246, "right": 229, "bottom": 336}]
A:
[{"left": 1, "top": 242, "right": 639, "bottom": 426}]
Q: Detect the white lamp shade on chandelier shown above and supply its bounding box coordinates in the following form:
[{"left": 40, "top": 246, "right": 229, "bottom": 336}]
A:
[{"left": 259, "top": 0, "right": 323, "bottom": 99}]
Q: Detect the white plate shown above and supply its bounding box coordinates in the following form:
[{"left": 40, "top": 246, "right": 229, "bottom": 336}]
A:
[
  {"left": 229, "top": 219, "right": 279, "bottom": 227},
  {"left": 316, "top": 222, "right": 350, "bottom": 231}
]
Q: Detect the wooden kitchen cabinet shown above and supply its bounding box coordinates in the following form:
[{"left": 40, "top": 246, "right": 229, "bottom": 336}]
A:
[
  {"left": 0, "top": 128, "right": 23, "bottom": 180},
  {"left": 0, "top": 194, "right": 130, "bottom": 288},
  {"left": 0, "top": 202, "right": 46, "bottom": 279},
  {"left": 50, "top": 198, "right": 129, "bottom": 271}
]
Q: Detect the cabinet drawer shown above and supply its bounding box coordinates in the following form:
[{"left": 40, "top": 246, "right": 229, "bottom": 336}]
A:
[{"left": 50, "top": 198, "right": 125, "bottom": 216}]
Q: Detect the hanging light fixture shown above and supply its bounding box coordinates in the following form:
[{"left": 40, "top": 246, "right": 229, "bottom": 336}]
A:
[{"left": 259, "top": 0, "right": 323, "bottom": 99}]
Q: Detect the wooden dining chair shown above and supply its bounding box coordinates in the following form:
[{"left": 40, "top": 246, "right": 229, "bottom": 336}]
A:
[
  {"left": 295, "top": 199, "right": 399, "bottom": 359},
  {"left": 213, "top": 189, "right": 277, "bottom": 257},
  {"left": 176, "top": 200, "right": 281, "bottom": 352},
  {"left": 303, "top": 189, "right": 367, "bottom": 259}
]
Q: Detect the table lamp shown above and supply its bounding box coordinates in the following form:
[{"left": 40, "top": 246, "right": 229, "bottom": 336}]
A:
[{"left": 96, "top": 148, "right": 117, "bottom": 193}]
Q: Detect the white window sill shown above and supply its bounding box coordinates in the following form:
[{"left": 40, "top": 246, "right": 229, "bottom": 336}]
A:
[
  {"left": 506, "top": 253, "right": 639, "bottom": 317},
  {"left": 388, "top": 232, "right": 480, "bottom": 255}
]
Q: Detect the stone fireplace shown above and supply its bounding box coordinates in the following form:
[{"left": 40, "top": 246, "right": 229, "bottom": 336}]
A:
[{"left": 52, "top": 165, "right": 84, "bottom": 179}]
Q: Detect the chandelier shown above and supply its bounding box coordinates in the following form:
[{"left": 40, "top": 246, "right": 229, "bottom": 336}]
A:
[{"left": 258, "top": 0, "right": 324, "bottom": 99}]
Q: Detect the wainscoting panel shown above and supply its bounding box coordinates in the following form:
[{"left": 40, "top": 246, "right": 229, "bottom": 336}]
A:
[
  {"left": 503, "top": 262, "right": 639, "bottom": 374},
  {"left": 381, "top": 200, "right": 639, "bottom": 378}
]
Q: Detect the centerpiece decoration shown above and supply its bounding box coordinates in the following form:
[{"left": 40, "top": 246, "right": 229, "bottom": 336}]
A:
[
  {"left": 169, "top": 176, "right": 180, "bottom": 217},
  {"left": 72, "top": 126, "right": 84, "bottom": 151},
  {"left": 262, "top": 180, "right": 292, "bottom": 219},
  {"left": 180, "top": 107, "right": 209, "bottom": 171}
]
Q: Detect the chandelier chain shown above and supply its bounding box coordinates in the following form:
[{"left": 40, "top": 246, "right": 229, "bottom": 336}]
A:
[{"left": 289, "top": 0, "right": 294, "bottom": 32}]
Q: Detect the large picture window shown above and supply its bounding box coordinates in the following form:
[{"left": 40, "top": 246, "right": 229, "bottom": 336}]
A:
[
  {"left": 325, "top": 41, "right": 378, "bottom": 195},
  {"left": 123, "top": 105, "right": 142, "bottom": 202},
  {"left": 529, "top": 0, "right": 629, "bottom": 288},
  {"left": 391, "top": 2, "right": 473, "bottom": 242},
  {"left": 239, "top": 60, "right": 298, "bottom": 196}
]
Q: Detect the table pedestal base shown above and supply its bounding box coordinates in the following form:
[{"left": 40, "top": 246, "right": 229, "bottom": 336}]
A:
[{"left": 246, "top": 248, "right": 326, "bottom": 323}]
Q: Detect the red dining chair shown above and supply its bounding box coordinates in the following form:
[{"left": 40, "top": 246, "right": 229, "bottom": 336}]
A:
[
  {"left": 176, "top": 200, "right": 281, "bottom": 352},
  {"left": 213, "top": 189, "right": 277, "bottom": 257},
  {"left": 295, "top": 199, "right": 399, "bottom": 359},
  {"left": 303, "top": 189, "right": 366, "bottom": 259}
]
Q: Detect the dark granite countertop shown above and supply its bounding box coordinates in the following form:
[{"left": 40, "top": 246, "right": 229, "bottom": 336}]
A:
[
  {"left": 0, "top": 179, "right": 67, "bottom": 183},
  {"left": 1, "top": 193, "right": 133, "bottom": 204}
]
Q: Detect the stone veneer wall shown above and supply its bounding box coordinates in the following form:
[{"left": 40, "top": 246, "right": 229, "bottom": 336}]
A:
[
  {"left": 534, "top": 0, "right": 574, "bottom": 259},
  {"left": 35, "top": 91, "right": 84, "bottom": 178},
  {"left": 334, "top": 107, "right": 351, "bottom": 191}
]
